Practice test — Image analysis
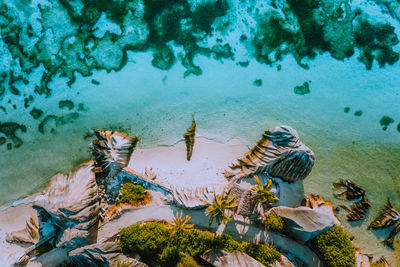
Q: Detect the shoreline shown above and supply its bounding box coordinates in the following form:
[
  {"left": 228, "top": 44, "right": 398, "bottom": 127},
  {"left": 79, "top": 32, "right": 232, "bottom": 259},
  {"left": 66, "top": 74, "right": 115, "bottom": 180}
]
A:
[{"left": 0, "top": 135, "right": 398, "bottom": 266}]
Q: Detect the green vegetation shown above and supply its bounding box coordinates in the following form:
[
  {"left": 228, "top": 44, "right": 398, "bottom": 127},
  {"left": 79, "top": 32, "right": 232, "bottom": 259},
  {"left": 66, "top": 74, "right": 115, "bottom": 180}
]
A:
[
  {"left": 344, "top": 107, "right": 350, "bottom": 113},
  {"left": 315, "top": 226, "right": 356, "bottom": 267},
  {"left": 354, "top": 110, "right": 363, "bottom": 117},
  {"left": 204, "top": 187, "right": 238, "bottom": 226},
  {"left": 379, "top": 116, "right": 394, "bottom": 131},
  {"left": 119, "top": 221, "right": 281, "bottom": 267},
  {"left": 354, "top": 19, "right": 399, "bottom": 70},
  {"left": 252, "top": 176, "right": 278, "bottom": 206},
  {"left": 179, "top": 253, "right": 197, "bottom": 267},
  {"left": 397, "top": 123, "right": 400, "bottom": 133},
  {"left": 117, "top": 182, "right": 151, "bottom": 206},
  {"left": 265, "top": 211, "right": 285, "bottom": 232},
  {"left": 294, "top": 81, "right": 310, "bottom": 95},
  {"left": 167, "top": 212, "right": 194, "bottom": 237}
]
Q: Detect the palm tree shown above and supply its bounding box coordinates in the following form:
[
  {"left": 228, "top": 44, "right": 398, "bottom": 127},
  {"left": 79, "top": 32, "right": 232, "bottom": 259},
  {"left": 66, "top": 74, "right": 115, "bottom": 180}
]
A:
[
  {"left": 204, "top": 187, "right": 238, "bottom": 235},
  {"left": 252, "top": 175, "right": 278, "bottom": 207},
  {"left": 167, "top": 211, "right": 194, "bottom": 237}
]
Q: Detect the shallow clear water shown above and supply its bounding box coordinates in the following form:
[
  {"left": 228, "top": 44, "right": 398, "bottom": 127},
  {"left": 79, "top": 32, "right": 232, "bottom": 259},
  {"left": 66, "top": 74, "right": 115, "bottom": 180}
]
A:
[{"left": 1, "top": 0, "right": 400, "bottom": 264}]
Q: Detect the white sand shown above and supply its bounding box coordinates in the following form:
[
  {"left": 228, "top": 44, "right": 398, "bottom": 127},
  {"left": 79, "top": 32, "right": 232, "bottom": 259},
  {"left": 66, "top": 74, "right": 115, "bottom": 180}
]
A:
[{"left": 128, "top": 136, "right": 249, "bottom": 189}]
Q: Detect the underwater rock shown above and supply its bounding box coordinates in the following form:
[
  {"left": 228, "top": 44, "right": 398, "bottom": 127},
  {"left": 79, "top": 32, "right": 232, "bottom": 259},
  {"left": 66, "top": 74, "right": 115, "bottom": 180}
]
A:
[
  {"left": 224, "top": 125, "right": 314, "bottom": 183},
  {"left": 294, "top": 81, "right": 310, "bottom": 95},
  {"left": 68, "top": 242, "right": 147, "bottom": 267},
  {"left": 333, "top": 179, "right": 365, "bottom": 200},
  {"left": 210, "top": 43, "right": 234, "bottom": 60},
  {"left": 91, "top": 79, "right": 100, "bottom": 85},
  {"left": 30, "top": 108, "right": 43, "bottom": 119},
  {"left": 59, "top": 100, "right": 74, "bottom": 110},
  {"left": 253, "top": 79, "right": 262, "bottom": 87},
  {"left": 346, "top": 197, "right": 371, "bottom": 221},
  {"left": 238, "top": 61, "right": 249, "bottom": 67},
  {"left": 183, "top": 118, "right": 196, "bottom": 161},
  {"left": 201, "top": 249, "right": 265, "bottom": 267},
  {"left": 368, "top": 200, "right": 399, "bottom": 229},
  {"left": 379, "top": 116, "right": 394, "bottom": 131},
  {"left": 0, "top": 136, "right": 6, "bottom": 145},
  {"left": 91, "top": 130, "right": 138, "bottom": 201},
  {"left": 151, "top": 45, "right": 176, "bottom": 70},
  {"left": 6, "top": 162, "right": 99, "bottom": 261},
  {"left": 0, "top": 121, "right": 26, "bottom": 148},
  {"left": 38, "top": 113, "right": 80, "bottom": 133},
  {"left": 354, "top": 110, "right": 363, "bottom": 116},
  {"left": 354, "top": 19, "right": 399, "bottom": 70}
]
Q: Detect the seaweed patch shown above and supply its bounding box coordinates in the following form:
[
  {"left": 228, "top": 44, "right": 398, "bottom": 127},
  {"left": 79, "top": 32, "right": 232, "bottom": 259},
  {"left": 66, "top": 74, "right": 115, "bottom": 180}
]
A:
[
  {"left": 294, "top": 81, "right": 310, "bottom": 95},
  {"left": 379, "top": 116, "right": 394, "bottom": 131}
]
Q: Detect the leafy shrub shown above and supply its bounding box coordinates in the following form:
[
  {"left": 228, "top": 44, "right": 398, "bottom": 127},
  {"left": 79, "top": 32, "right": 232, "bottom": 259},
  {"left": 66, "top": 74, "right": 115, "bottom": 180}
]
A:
[
  {"left": 179, "top": 254, "right": 197, "bottom": 267},
  {"left": 119, "top": 221, "right": 281, "bottom": 267},
  {"left": 240, "top": 242, "right": 281, "bottom": 266},
  {"left": 117, "top": 182, "right": 151, "bottom": 206},
  {"left": 265, "top": 211, "right": 285, "bottom": 232},
  {"left": 315, "top": 226, "right": 356, "bottom": 267}
]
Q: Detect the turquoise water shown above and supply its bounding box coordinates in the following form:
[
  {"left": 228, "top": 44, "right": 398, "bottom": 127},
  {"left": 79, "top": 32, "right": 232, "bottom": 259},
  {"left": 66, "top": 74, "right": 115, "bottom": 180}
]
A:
[{"left": 1, "top": 0, "right": 400, "bottom": 264}]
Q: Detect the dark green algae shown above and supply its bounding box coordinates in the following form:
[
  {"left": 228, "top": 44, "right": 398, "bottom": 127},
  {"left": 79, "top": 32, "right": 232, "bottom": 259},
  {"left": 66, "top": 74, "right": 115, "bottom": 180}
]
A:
[{"left": 1, "top": 0, "right": 400, "bottom": 151}]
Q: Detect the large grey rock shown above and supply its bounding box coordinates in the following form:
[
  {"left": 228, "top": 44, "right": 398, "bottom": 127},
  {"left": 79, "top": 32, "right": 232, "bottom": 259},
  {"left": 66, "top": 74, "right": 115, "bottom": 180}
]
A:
[
  {"left": 201, "top": 249, "right": 265, "bottom": 267},
  {"left": 7, "top": 162, "right": 99, "bottom": 254},
  {"left": 69, "top": 242, "right": 147, "bottom": 267},
  {"left": 267, "top": 205, "right": 337, "bottom": 243},
  {"left": 91, "top": 130, "right": 138, "bottom": 202},
  {"left": 224, "top": 125, "right": 314, "bottom": 183}
]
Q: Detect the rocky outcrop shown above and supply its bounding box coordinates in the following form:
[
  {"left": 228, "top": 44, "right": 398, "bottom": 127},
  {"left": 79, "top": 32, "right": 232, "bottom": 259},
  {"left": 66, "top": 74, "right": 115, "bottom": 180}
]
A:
[
  {"left": 6, "top": 162, "right": 99, "bottom": 261},
  {"left": 368, "top": 199, "right": 400, "bottom": 249},
  {"left": 333, "top": 179, "right": 371, "bottom": 221},
  {"left": 346, "top": 198, "right": 371, "bottom": 221},
  {"left": 169, "top": 184, "right": 222, "bottom": 209},
  {"left": 6, "top": 209, "right": 39, "bottom": 244},
  {"left": 68, "top": 242, "right": 147, "bottom": 267},
  {"left": 183, "top": 118, "right": 196, "bottom": 161},
  {"left": 369, "top": 200, "right": 399, "bottom": 229},
  {"left": 224, "top": 126, "right": 314, "bottom": 183},
  {"left": 333, "top": 179, "right": 365, "bottom": 200},
  {"left": 267, "top": 195, "right": 338, "bottom": 243},
  {"left": 201, "top": 249, "right": 265, "bottom": 267},
  {"left": 91, "top": 130, "right": 138, "bottom": 202}
]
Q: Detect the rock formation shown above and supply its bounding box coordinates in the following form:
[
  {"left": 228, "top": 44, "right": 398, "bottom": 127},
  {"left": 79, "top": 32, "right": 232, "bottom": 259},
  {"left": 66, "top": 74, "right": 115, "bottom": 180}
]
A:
[
  {"left": 200, "top": 249, "right": 265, "bottom": 267},
  {"left": 6, "top": 162, "right": 99, "bottom": 262},
  {"left": 267, "top": 195, "right": 338, "bottom": 243},
  {"left": 224, "top": 125, "right": 314, "bottom": 183},
  {"left": 333, "top": 179, "right": 371, "bottom": 221},
  {"left": 368, "top": 199, "right": 400, "bottom": 249},
  {"left": 68, "top": 242, "right": 147, "bottom": 267},
  {"left": 346, "top": 197, "right": 371, "bottom": 221},
  {"left": 369, "top": 200, "right": 399, "bottom": 229},
  {"left": 183, "top": 118, "right": 196, "bottom": 161},
  {"left": 169, "top": 184, "right": 222, "bottom": 209},
  {"left": 333, "top": 179, "right": 365, "bottom": 200},
  {"left": 91, "top": 130, "right": 138, "bottom": 201},
  {"left": 371, "top": 256, "right": 391, "bottom": 267}
]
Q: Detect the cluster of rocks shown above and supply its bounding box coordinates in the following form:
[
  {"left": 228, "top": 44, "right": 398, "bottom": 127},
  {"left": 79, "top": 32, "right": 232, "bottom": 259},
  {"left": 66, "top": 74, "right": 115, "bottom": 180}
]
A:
[
  {"left": 368, "top": 200, "right": 400, "bottom": 248},
  {"left": 5, "top": 130, "right": 141, "bottom": 266},
  {"left": 333, "top": 179, "right": 371, "bottom": 221}
]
